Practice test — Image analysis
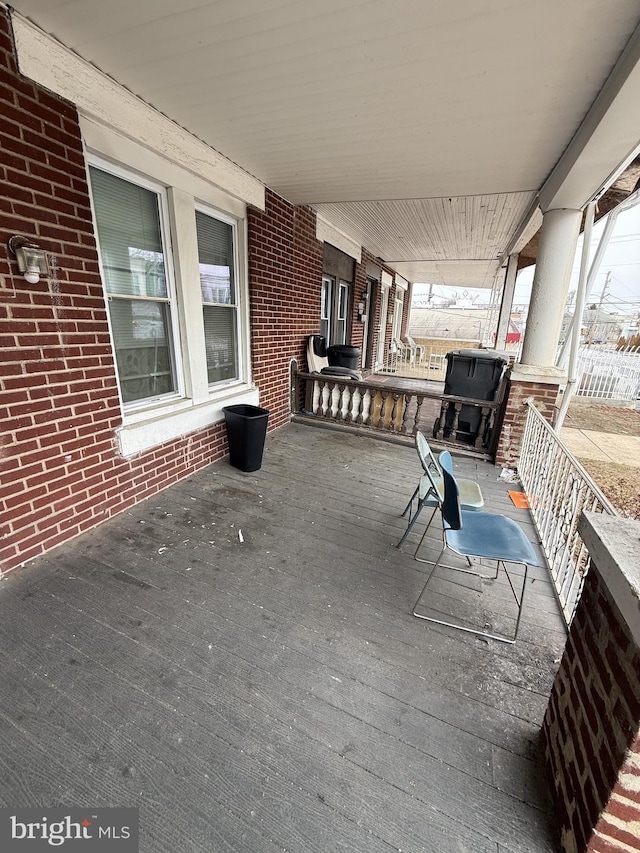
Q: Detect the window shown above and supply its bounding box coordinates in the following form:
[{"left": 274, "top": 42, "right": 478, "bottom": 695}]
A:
[
  {"left": 320, "top": 276, "right": 332, "bottom": 344},
  {"left": 89, "top": 166, "right": 179, "bottom": 406},
  {"left": 336, "top": 281, "right": 349, "bottom": 345},
  {"left": 196, "top": 210, "right": 239, "bottom": 385},
  {"left": 320, "top": 275, "right": 351, "bottom": 346},
  {"left": 87, "top": 148, "right": 257, "bottom": 456},
  {"left": 321, "top": 244, "right": 354, "bottom": 347},
  {"left": 392, "top": 288, "right": 405, "bottom": 342}
]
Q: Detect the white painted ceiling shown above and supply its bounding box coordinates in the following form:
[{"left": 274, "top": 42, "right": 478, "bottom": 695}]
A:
[{"left": 8, "top": 0, "right": 640, "bottom": 287}]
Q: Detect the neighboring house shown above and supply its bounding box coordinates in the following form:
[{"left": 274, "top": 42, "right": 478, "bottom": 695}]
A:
[
  {"left": 560, "top": 308, "right": 624, "bottom": 345},
  {"left": 0, "top": 9, "right": 410, "bottom": 576}
]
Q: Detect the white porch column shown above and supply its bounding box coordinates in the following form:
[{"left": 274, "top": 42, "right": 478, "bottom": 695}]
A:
[
  {"left": 497, "top": 207, "right": 582, "bottom": 466},
  {"left": 520, "top": 207, "right": 582, "bottom": 368},
  {"left": 495, "top": 253, "right": 519, "bottom": 350}
]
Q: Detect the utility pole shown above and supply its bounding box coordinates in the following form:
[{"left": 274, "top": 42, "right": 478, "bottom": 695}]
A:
[{"left": 587, "top": 270, "right": 610, "bottom": 347}]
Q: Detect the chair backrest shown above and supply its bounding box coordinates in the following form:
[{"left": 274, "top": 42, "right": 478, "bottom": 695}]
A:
[
  {"left": 416, "top": 431, "right": 439, "bottom": 474},
  {"left": 306, "top": 335, "right": 329, "bottom": 372},
  {"left": 438, "top": 451, "right": 463, "bottom": 530},
  {"left": 416, "top": 431, "right": 443, "bottom": 500}
]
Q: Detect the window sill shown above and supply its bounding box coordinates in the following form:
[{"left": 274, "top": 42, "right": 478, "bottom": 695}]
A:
[{"left": 116, "top": 385, "right": 260, "bottom": 457}]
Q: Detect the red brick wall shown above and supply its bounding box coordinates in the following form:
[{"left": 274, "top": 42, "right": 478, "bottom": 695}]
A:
[
  {"left": 0, "top": 8, "right": 404, "bottom": 576},
  {"left": 495, "top": 378, "right": 559, "bottom": 467},
  {"left": 542, "top": 564, "right": 640, "bottom": 852},
  {"left": 0, "top": 11, "right": 234, "bottom": 575},
  {"left": 0, "top": 4, "right": 231, "bottom": 566},
  {"left": 247, "top": 191, "right": 323, "bottom": 427},
  {"left": 350, "top": 254, "right": 367, "bottom": 355}
]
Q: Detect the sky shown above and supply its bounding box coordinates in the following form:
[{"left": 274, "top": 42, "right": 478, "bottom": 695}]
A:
[{"left": 412, "top": 201, "right": 640, "bottom": 315}]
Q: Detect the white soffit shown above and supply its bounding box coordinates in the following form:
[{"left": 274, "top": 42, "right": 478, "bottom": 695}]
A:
[
  {"left": 392, "top": 261, "right": 499, "bottom": 289},
  {"left": 316, "top": 216, "right": 362, "bottom": 263},
  {"left": 7, "top": 0, "right": 640, "bottom": 287},
  {"left": 8, "top": 0, "right": 640, "bottom": 204},
  {"left": 11, "top": 14, "right": 265, "bottom": 210},
  {"left": 314, "top": 193, "right": 536, "bottom": 261},
  {"left": 540, "top": 22, "right": 640, "bottom": 211}
]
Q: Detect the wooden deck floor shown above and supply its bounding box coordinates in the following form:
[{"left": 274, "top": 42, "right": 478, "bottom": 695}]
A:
[{"left": 0, "top": 423, "right": 566, "bottom": 852}]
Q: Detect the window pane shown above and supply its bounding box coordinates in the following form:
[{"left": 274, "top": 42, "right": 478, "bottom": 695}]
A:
[
  {"left": 203, "top": 306, "right": 237, "bottom": 384},
  {"left": 320, "top": 278, "right": 332, "bottom": 344},
  {"left": 90, "top": 167, "right": 167, "bottom": 298},
  {"left": 336, "top": 282, "right": 349, "bottom": 344},
  {"left": 196, "top": 211, "right": 235, "bottom": 304},
  {"left": 338, "top": 284, "right": 348, "bottom": 320},
  {"left": 108, "top": 298, "right": 175, "bottom": 403}
]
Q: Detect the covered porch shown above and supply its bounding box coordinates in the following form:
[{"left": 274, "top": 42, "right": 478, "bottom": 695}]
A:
[{"left": 0, "top": 423, "right": 565, "bottom": 852}]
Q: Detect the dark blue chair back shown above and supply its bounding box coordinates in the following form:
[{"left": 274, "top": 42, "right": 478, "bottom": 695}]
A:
[{"left": 438, "top": 451, "right": 462, "bottom": 530}]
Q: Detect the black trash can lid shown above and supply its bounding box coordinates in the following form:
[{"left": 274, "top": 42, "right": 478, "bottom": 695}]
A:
[{"left": 447, "top": 348, "right": 506, "bottom": 363}]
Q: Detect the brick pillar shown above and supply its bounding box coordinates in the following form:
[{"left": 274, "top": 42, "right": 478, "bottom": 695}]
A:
[
  {"left": 542, "top": 513, "right": 640, "bottom": 853},
  {"left": 495, "top": 367, "right": 560, "bottom": 467}
]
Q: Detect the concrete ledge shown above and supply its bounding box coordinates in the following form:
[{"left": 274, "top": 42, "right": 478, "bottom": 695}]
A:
[
  {"left": 579, "top": 511, "right": 640, "bottom": 645},
  {"left": 510, "top": 363, "right": 566, "bottom": 383}
]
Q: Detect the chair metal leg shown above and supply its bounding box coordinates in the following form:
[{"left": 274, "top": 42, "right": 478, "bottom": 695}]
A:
[
  {"left": 400, "top": 486, "right": 419, "bottom": 518},
  {"left": 412, "top": 556, "right": 529, "bottom": 644},
  {"left": 502, "top": 562, "right": 528, "bottom": 642},
  {"left": 400, "top": 503, "right": 437, "bottom": 549}
]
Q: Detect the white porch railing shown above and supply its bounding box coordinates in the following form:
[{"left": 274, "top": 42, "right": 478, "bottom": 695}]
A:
[
  {"left": 569, "top": 345, "right": 640, "bottom": 401},
  {"left": 518, "top": 400, "right": 617, "bottom": 627},
  {"left": 377, "top": 341, "right": 448, "bottom": 381}
]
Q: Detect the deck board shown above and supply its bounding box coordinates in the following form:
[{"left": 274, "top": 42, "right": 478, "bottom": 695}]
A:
[{"left": 0, "top": 423, "right": 564, "bottom": 852}]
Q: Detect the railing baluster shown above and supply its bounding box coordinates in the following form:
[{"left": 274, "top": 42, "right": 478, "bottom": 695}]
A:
[
  {"left": 449, "top": 403, "right": 461, "bottom": 439},
  {"left": 474, "top": 406, "right": 490, "bottom": 449},
  {"left": 314, "top": 378, "right": 324, "bottom": 416},
  {"left": 336, "top": 383, "right": 346, "bottom": 422},
  {"left": 401, "top": 394, "right": 412, "bottom": 434},
  {"left": 434, "top": 401, "right": 445, "bottom": 439},
  {"left": 413, "top": 395, "right": 424, "bottom": 435},
  {"left": 390, "top": 393, "right": 400, "bottom": 432},
  {"left": 519, "top": 400, "right": 616, "bottom": 628},
  {"left": 345, "top": 385, "right": 355, "bottom": 424}
]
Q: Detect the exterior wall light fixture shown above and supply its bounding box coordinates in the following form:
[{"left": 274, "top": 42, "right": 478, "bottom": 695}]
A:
[{"left": 8, "top": 235, "right": 49, "bottom": 284}]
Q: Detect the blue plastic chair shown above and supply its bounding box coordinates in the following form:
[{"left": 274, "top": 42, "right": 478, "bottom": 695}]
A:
[
  {"left": 412, "top": 450, "right": 542, "bottom": 644},
  {"left": 397, "top": 431, "right": 484, "bottom": 551}
]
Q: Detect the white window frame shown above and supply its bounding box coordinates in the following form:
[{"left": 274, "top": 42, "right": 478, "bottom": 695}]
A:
[
  {"left": 320, "top": 275, "right": 333, "bottom": 345},
  {"left": 89, "top": 159, "right": 186, "bottom": 411},
  {"left": 195, "top": 202, "right": 243, "bottom": 388},
  {"left": 392, "top": 288, "right": 405, "bottom": 343},
  {"left": 84, "top": 133, "right": 257, "bottom": 458},
  {"left": 337, "top": 281, "right": 349, "bottom": 345}
]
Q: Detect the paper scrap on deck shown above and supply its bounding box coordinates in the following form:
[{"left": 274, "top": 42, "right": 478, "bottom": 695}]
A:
[{"left": 509, "top": 490, "right": 530, "bottom": 509}]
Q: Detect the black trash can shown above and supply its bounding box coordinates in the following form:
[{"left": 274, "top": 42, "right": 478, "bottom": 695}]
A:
[
  {"left": 441, "top": 349, "right": 506, "bottom": 445},
  {"left": 223, "top": 404, "right": 270, "bottom": 472},
  {"left": 444, "top": 349, "right": 506, "bottom": 400},
  {"left": 327, "top": 344, "right": 361, "bottom": 370}
]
